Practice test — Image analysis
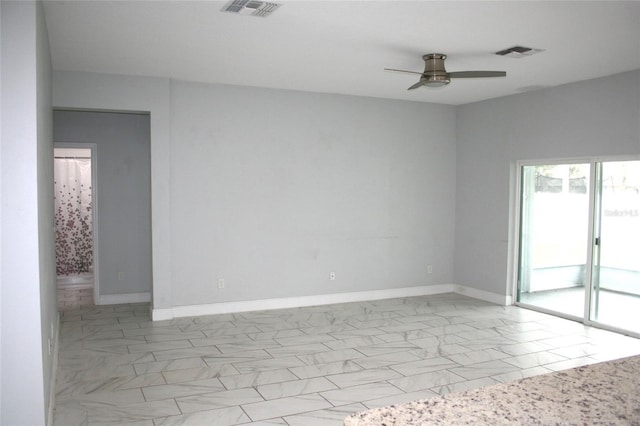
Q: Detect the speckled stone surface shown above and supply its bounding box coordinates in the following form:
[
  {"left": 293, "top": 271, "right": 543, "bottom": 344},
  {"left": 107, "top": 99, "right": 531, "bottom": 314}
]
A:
[{"left": 344, "top": 355, "right": 640, "bottom": 425}]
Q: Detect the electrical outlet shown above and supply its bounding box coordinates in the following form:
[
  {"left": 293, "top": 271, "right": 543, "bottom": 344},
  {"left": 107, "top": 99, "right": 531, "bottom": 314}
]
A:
[
  {"left": 217, "top": 278, "right": 225, "bottom": 289},
  {"left": 118, "top": 272, "right": 125, "bottom": 281},
  {"left": 48, "top": 338, "right": 52, "bottom": 355},
  {"left": 427, "top": 265, "right": 433, "bottom": 274},
  {"left": 330, "top": 272, "right": 336, "bottom": 281}
]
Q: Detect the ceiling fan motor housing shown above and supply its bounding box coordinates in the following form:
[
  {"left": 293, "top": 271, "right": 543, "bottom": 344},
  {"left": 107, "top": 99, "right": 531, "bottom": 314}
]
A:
[
  {"left": 385, "top": 52, "right": 506, "bottom": 90},
  {"left": 421, "top": 53, "right": 450, "bottom": 86}
]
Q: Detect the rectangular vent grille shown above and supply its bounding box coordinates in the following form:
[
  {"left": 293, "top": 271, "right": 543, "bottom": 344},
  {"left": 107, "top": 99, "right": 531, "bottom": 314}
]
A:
[
  {"left": 495, "top": 46, "right": 544, "bottom": 59},
  {"left": 222, "top": 0, "right": 281, "bottom": 17}
]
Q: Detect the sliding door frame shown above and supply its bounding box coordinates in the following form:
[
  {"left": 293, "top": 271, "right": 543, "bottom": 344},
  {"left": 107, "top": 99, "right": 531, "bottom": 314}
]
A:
[{"left": 511, "top": 155, "right": 640, "bottom": 338}]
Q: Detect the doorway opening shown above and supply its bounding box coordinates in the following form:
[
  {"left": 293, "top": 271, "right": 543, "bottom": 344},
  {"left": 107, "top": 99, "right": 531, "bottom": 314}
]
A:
[
  {"left": 54, "top": 145, "right": 98, "bottom": 311},
  {"left": 515, "top": 159, "right": 640, "bottom": 337}
]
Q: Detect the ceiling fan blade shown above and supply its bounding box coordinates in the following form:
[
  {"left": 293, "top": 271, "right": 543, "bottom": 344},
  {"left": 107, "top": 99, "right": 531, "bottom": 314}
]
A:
[
  {"left": 384, "top": 68, "right": 423, "bottom": 75},
  {"left": 448, "top": 71, "right": 506, "bottom": 78},
  {"left": 407, "top": 80, "right": 426, "bottom": 90}
]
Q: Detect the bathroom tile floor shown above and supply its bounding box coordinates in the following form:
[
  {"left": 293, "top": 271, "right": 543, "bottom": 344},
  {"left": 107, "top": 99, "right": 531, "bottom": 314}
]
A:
[
  {"left": 53, "top": 293, "right": 640, "bottom": 425},
  {"left": 58, "top": 285, "right": 94, "bottom": 311}
]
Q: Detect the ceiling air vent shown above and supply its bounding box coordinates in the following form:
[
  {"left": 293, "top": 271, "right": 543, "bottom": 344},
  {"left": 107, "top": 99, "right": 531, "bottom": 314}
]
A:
[
  {"left": 495, "top": 46, "right": 544, "bottom": 59},
  {"left": 222, "top": 0, "right": 281, "bottom": 17}
]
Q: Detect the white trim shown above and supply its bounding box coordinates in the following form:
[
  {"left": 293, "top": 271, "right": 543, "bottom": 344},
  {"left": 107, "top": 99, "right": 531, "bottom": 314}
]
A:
[
  {"left": 507, "top": 161, "right": 521, "bottom": 302},
  {"left": 516, "top": 154, "right": 640, "bottom": 168},
  {"left": 151, "top": 284, "right": 510, "bottom": 321},
  {"left": 454, "top": 284, "right": 512, "bottom": 306},
  {"left": 98, "top": 292, "right": 151, "bottom": 305},
  {"left": 46, "top": 314, "right": 60, "bottom": 426},
  {"left": 584, "top": 161, "right": 599, "bottom": 321}
]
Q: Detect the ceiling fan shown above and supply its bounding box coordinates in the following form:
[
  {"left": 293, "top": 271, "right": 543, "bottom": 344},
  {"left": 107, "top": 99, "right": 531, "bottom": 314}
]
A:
[{"left": 385, "top": 53, "right": 506, "bottom": 90}]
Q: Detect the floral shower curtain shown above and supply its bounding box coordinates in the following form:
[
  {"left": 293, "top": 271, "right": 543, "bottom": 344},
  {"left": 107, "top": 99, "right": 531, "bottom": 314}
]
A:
[{"left": 54, "top": 158, "right": 93, "bottom": 275}]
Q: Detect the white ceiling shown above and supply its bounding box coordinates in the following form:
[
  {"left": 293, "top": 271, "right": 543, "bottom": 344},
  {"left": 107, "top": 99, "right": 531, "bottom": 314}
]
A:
[{"left": 43, "top": 1, "right": 640, "bottom": 106}]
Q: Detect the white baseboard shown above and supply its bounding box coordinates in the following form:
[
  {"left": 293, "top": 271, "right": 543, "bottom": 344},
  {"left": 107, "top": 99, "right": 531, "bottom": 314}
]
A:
[
  {"left": 454, "top": 284, "right": 513, "bottom": 306},
  {"left": 151, "top": 284, "right": 511, "bottom": 321},
  {"left": 98, "top": 292, "right": 151, "bottom": 305}
]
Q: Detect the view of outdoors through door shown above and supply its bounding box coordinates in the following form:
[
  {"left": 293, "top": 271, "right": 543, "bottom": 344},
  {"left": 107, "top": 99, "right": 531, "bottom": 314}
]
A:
[
  {"left": 518, "top": 163, "right": 590, "bottom": 319},
  {"left": 518, "top": 160, "right": 640, "bottom": 336},
  {"left": 591, "top": 161, "right": 640, "bottom": 331}
]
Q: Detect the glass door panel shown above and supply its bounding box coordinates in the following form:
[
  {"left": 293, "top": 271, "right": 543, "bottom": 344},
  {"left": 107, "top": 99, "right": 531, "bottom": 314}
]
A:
[
  {"left": 590, "top": 161, "right": 640, "bottom": 333},
  {"left": 518, "top": 163, "right": 591, "bottom": 318}
]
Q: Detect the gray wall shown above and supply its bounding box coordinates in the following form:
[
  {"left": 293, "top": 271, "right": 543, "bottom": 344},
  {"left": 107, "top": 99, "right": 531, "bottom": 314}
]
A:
[
  {"left": 52, "top": 69, "right": 640, "bottom": 312},
  {"left": 454, "top": 70, "right": 640, "bottom": 297},
  {"left": 53, "top": 72, "right": 457, "bottom": 311},
  {"left": 54, "top": 110, "right": 152, "bottom": 297},
  {"left": 1, "top": 1, "right": 55, "bottom": 424},
  {"left": 170, "top": 81, "right": 456, "bottom": 306}
]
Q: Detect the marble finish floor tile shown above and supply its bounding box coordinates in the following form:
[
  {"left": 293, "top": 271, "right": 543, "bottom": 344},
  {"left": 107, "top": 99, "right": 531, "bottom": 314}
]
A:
[
  {"left": 155, "top": 406, "right": 250, "bottom": 426},
  {"left": 320, "top": 381, "right": 403, "bottom": 406},
  {"left": 141, "top": 378, "right": 225, "bottom": 401},
  {"left": 232, "top": 356, "right": 307, "bottom": 374},
  {"left": 388, "top": 369, "right": 466, "bottom": 392},
  {"left": 325, "top": 367, "right": 402, "bottom": 388},
  {"left": 85, "top": 399, "right": 180, "bottom": 424},
  {"left": 491, "top": 366, "right": 552, "bottom": 383},
  {"left": 449, "top": 359, "right": 521, "bottom": 380},
  {"left": 152, "top": 346, "right": 224, "bottom": 361},
  {"left": 133, "top": 356, "right": 206, "bottom": 375},
  {"left": 389, "top": 356, "right": 459, "bottom": 376},
  {"left": 265, "top": 342, "right": 332, "bottom": 358},
  {"left": 219, "top": 368, "right": 300, "bottom": 390},
  {"left": 52, "top": 294, "right": 640, "bottom": 426},
  {"left": 202, "top": 349, "right": 272, "bottom": 365},
  {"left": 430, "top": 376, "right": 497, "bottom": 396},
  {"left": 282, "top": 403, "right": 367, "bottom": 426},
  {"left": 501, "top": 351, "right": 568, "bottom": 369},
  {"left": 296, "top": 348, "right": 364, "bottom": 366},
  {"left": 241, "top": 394, "right": 332, "bottom": 421},
  {"left": 289, "top": 359, "right": 363, "bottom": 379},
  {"left": 352, "top": 351, "right": 422, "bottom": 369},
  {"left": 257, "top": 377, "right": 337, "bottom": 400},
  {"left": 176, "top": 388, "right": 264, "bottom": 413},
  {"left": 162, "top": 364, "right": 239, "bottom": 383}
]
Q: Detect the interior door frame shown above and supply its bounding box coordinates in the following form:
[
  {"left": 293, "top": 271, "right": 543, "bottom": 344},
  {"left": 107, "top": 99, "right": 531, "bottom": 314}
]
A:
[
  {"left": 511, "top": 155, "right": 640, "bottom": 338},
  {"left": 54, "top": 142, "right": 100, "bottom": 305}
]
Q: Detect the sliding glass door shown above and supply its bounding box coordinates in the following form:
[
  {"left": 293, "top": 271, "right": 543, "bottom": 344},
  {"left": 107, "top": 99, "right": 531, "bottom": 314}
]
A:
[
  {"left": 517, "top": 163, "right": 591, "bottom": 319},
  {"left": 590, "top": 161, "right": 640, "bottom": 331},
  {"left": 517, "top": 159, "right": 640, "bottom": 335}
]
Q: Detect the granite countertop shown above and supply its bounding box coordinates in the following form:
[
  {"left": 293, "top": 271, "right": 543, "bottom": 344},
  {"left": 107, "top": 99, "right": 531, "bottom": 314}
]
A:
[{"left": 344, "top": 355, "right": 640, "bottom": 425}]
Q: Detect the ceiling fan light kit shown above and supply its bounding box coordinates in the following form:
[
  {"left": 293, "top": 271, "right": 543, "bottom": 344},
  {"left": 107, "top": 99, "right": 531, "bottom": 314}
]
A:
[
  {"left": 424, "top": 76, "right": 450, "bottom": 88},
  {"left": 385, "top": 52, "right": 507, "bottom": 90}
]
